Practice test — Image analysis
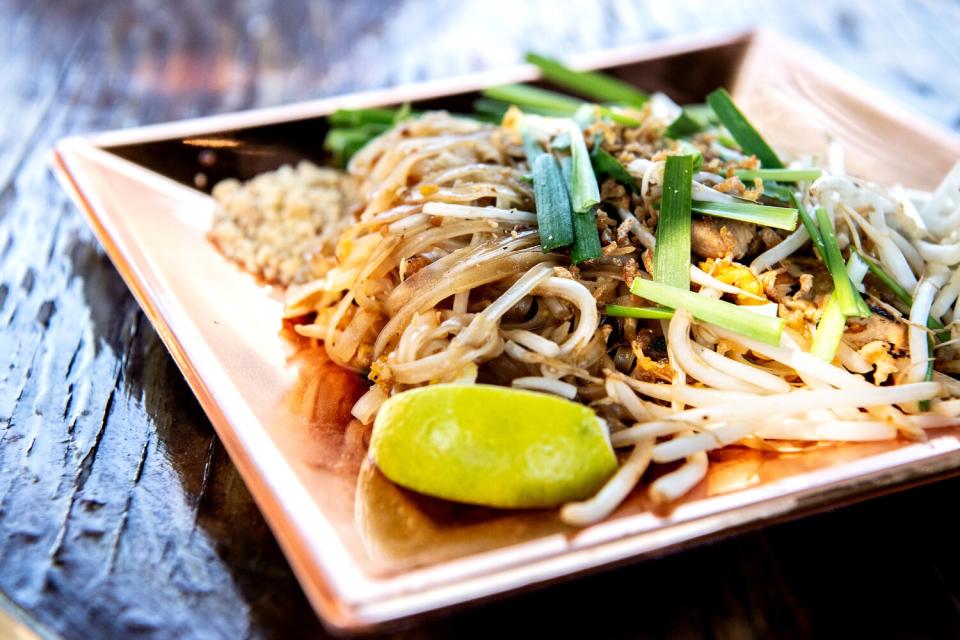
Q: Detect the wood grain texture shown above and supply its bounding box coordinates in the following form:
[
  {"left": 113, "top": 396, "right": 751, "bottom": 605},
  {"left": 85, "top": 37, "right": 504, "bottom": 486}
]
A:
[{"left": 0, "top": 1, "right": 958, "bottom": 638}]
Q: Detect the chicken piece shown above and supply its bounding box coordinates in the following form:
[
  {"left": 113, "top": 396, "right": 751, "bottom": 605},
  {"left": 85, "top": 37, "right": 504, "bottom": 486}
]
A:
[
  {"left": 844, "top": 308, "right": 908, "bottom": 353},
  {"left": 691, "top": 216, "right": 756, "bottom": 260}
]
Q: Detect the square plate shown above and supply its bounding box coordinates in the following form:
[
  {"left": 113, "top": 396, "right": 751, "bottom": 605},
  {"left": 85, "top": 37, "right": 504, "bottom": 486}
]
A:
[{"left": 51, "top": 28, "right": 960, "bottom": 633}]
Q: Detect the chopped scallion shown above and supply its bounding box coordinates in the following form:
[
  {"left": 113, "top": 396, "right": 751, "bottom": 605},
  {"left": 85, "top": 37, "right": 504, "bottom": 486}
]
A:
[
  {"left": 567, "top": 123, "right": 600, "bottom": 214},
  {"left": 816, "top": 207, "right": 870, "bottom": 317},
  {"left": 570, "top": 211, "right": 602, "bottom": 264},
  {"left": 605, "top": 304, "right": 674, "bottom": 319},
  {"left": 328, "top": 107, "right": 399, "bottom": 127},
  {"left": 921, "top": 339, "right": 935, "bottom": 411},
  {"left": 323, "top": 123, "right": 390, "bottom": 165},
  {"left": 675, "top": 141, "right": 703, "bottom": 172},
  {"left": 716, "top": 133, "right": 740, "bottom": 151},
  {"left": 691, "top": 200, "right": 798, "bottom": 231},
  {"left": 810, "top": 254, "right": 869, "bottom": 361},
  {"left": 706, "top": 88, "right": 784, "bottom": 168},
  {"left": 735, "top": 168, "right": 822, "bottom": 182},
  {"left": 629, "top": 278, "right": 786, "bottom": 345},
  {"left": 572, "top": 104, "right": 598, "bottom": 130},
  {"left": 520, "top": 124, "right": 546, "bottom": 163},
  {"left": 482, "top": 84, "right": 582, "bottom": 115},
  {"left": 482, "top": 84, "right": 640, "bottom": 127},
  {"left": 792, "top": 193, "right": 826, "bottom": 261},
  {"left": 531, "top": 153, "right": 575, "bottom": 251},
  {"left": 560, "top": 155, "right": 573, "bottom": 184},
  {"left": 683, "top": 104, "right": 718, "bottom": 126},
  {"left": 590, "top": 142, "right": 638, "bottom": 193},
  {"left": 525, "top": 53, "right": 648, "bottom": 107},
  {"left": 567, "top": 123, "right": 602, "bottom": 263},
  {"left": 856, "top": 250, "right": 950, "bottom": 341},
  {"left": 393, "top": 101, "right": 413, "bottom": 123},
  {"left": 762, "top": 183, "right": 796, "bottom": 203},
  {"left": 857, "top": 250, "right": 912, "bottom": 307},
  {"left": 472, "top": 97, "right": 571, "bottom": 119},
  {"left": 810, "top": 294, "right": 847, "bottom": 362},
  {"left": 599, "top": 107, "right": 642, "bottom": 127},
  {"left": 664, "top": 109, "right": 704, "bottom": 139},
  {"left": 654, "top": 155, "right": 694, "bottom": 290}
]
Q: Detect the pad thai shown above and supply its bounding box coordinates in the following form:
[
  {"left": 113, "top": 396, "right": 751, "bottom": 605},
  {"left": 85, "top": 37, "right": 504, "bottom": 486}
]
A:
[{"left": 211, "top": 53, "right": 960, "bottom": 526}]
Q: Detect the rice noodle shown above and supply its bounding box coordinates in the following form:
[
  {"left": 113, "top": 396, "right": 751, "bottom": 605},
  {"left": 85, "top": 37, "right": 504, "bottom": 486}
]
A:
[
  {"left": 222, "top": 106, "right": 960, "bottom": 519},
  {"left": 422, "top": 202, "right": 539, "bottom": 224}
]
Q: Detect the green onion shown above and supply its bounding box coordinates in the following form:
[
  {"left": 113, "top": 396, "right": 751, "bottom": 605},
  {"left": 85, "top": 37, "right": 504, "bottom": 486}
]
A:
[
  {"left": 816, "top": 207, "right": 870, "bottom": 317},
  {"left": 857, "top": 250, "right": 912, "bottom": 307},
  {"left": 675, "top": 141, "right": 703, "bottom": 172},
  {"left": 691, "top": 200, "right": 798, "bottom": 231},
  {"left": 684, "top": 104, "right": 718, "bottom": 125},
  {"left": 716, "top": 133, "right": 740, "bottom": 151},
  {"left": 706, "top": 88, "right": 784, "bottom": 168},
  {"left": 482, "top": 84, "right": 582, "bottom": 114},
  {"left": 481, "top": 85, "right": 640, "bottom": 127},
  {"left": 920, "top": 339, "right": 935, "bottom": 411},
  {"left": 393, "top": 101, "right": 413, "bottom": 123},
  {"left": 473, "top": 97, "right": 574, "bottom": 119},
  {"left": 572, "top": 104, "right": 599, "bottom": 130},
  {"left": 567, "top": 123, "right": 602, "bottom": 263},
  {"left": 328, "top": 107, "right": 398, "bottom": 127},
  {"left": 791, "top": 194, "right": 826, "bottom": 260},
  {"left": 531, "top": 153, "right": 575, "bottom": 251},
  {"left": 600, "top": 107, "right": 643, "bottom": 127},
  {"left": 664, "top": 110, "right": 704, "bottom": 139},
  {"left": 472, "top": 98, "right": 511, "bottom": 118},
  {"left": 590, "top": 142, "right": 638, "bottom": 193},
  {"left": 570, "top": 210, "right": 602, "bottom": 264},
  {"left": 567, "top": 123, "right": 600, "bottom": 214},
  {"left": 810, "top": 254, "right": 869, "bottom": 361},
  {"left": 550, "top": 131, "right": 571, "bottom": 151},
  {"left": 572, "top": 103, "right": 642, "bottom": 128},
  {"left": 525, "top": 53, "right": 648, "bottom": 107},
  {"left": 810, "top": 294, "right": 847, "bottom": 362},
  {"left": 654, "top": 155, "right": 694, "bottom": 290},
  {"left": 762, "top": 183, "right": 796, "bottom": 203},
  {"left": 665, "top": 103, "right": 718, "bottom": 139},
  {"left": 605, "top": 304, "right": 674, "bottom": 319},
  {"left": 735, "top": 168, "right": 822, "bottom": 183},
  {"left": 629, "top": 278, "right": 786, "bottom": 346},
  {"left": 520, "top": 124, "right": 546, "bottom": 163},
  {"left": 523, "top": 135, "right": 545, "bottom": 162},
  {"left": 856, "top": 250, "right": 951, "bottom": 341},
  {"left": 560, "top": 156, "right": 573, "bottom": 184},
  {"left": 323, "top": 123, "right": 390, "bottom": 165}
]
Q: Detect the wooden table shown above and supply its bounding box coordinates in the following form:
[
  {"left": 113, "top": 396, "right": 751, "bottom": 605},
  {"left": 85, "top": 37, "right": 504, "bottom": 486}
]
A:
[{"left": 1, "top": 1, "right": 958, "bottom": 637}]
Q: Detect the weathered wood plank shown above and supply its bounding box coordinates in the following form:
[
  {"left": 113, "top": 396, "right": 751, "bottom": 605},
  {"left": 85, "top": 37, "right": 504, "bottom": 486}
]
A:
[{"left": 0, "top": 1, "right": 958, "bottom": 638}]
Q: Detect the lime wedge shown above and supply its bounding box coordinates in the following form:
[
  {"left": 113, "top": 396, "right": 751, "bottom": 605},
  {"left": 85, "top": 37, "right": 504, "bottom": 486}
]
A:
[{"left": 369, "top": 384, "right": 617, "bottom": 509}]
